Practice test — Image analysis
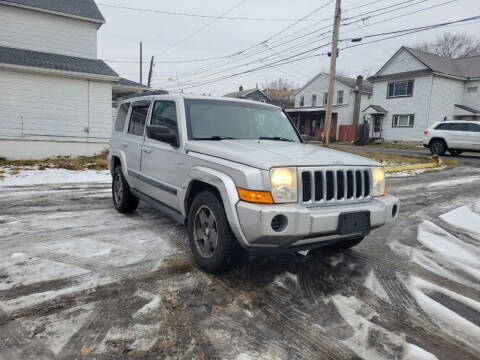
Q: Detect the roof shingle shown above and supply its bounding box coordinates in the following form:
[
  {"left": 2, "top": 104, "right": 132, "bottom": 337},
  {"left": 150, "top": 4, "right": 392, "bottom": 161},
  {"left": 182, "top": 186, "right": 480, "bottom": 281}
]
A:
[
  {"left": 1, "top": 0, "right": 105, "bottom": 23},
  {"left": 0, "top": 46, "right": 118, "bottom": 77}
]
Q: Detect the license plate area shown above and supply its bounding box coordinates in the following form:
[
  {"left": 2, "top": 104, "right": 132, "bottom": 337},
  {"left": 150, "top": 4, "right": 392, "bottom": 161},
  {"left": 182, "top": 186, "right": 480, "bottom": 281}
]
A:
[{"left": 337, "top": 211, "right": 370, "bottom": 235}]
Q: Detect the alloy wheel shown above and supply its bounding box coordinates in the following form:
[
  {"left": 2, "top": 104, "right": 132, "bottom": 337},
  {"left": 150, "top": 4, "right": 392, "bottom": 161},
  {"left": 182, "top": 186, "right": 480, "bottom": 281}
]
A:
[
  {"left": 114, "top": 173, "right": 124, "bottom": 204},
  {"left": 193, "top": 205, "right": 218, "bottom": 258}
]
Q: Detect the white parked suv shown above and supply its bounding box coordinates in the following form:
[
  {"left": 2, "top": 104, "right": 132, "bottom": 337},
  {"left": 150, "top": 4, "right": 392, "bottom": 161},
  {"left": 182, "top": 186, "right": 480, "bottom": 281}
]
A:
[
  {"left": 423, "top": 121, "right": 480, "bottom": 156},
  {"left": 109, "top": 91, "right": 399, "bottom": 273}
]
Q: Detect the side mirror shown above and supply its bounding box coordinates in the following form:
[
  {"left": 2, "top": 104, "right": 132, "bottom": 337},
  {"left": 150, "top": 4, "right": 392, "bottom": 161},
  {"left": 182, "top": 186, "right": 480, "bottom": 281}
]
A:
[
  {"left": 301, "top": 134, "right": 309, "bottom": 143},
  {"left": 146, "top": 125, "right": 178, "bottom": 147}
]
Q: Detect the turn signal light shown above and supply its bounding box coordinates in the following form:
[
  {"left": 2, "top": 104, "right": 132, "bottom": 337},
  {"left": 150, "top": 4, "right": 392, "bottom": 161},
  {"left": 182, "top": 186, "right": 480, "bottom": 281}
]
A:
[{"left": 237, "top": 188, "right": 274, "bottom": 204}]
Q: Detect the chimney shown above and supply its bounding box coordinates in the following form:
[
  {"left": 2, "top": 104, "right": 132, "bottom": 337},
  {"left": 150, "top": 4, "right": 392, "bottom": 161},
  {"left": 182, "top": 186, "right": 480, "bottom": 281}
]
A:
[
  {"left": 239, "top": 85, "right": 243, "bottom": 92},
  {"left": 352, "top": 75, "right": 363, "bottom": 126}
]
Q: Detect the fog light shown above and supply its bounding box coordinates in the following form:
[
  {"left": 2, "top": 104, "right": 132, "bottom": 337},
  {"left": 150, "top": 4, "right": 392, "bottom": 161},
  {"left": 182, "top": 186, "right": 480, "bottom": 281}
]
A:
[{"left": 271, "top": 215, "right": 287, "bottom": 232}]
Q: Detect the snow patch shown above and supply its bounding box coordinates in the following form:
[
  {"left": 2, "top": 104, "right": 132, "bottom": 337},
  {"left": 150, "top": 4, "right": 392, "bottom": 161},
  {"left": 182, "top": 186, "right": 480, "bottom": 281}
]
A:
[
  {"left": 403, "top": 343, "right": 439, "bottom": 360},
  {"left": 409, "top": 277, "right": 480, "bottom": 347},
  {"left": 364, "top": 271, "right": 390, "bottom": 302},
  {"left": 427, "top": 175, "right": 480, "bottom": 188},
  {"left": 0, "top": 168, "right": 110, "bottom": 186},
  {"left": 133, "top": 295, "right": 162, "bottom": 318},
  {"left": 439, "top": 205, "right": 480, "bottom": 240}
]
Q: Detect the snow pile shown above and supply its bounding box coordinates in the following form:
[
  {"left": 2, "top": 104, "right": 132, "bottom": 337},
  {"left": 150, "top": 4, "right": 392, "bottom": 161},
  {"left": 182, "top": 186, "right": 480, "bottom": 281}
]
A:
[
  {"left": 439, "top": 205, "right": 480, "bottom": 240},
  {"left": 403, "top": 343, "right": 439, "bottom": 360},
  {"left": 0, "top": 168, "right": 110, "bottom": 186},
  {"left": 427, "top": 175, "right": 480, "bottom": 188}
]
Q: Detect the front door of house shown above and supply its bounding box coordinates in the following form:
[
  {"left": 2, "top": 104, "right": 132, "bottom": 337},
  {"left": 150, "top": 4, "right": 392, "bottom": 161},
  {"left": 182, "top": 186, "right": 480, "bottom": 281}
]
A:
[{"left": 373, "top": 115, "right": 383, "bottom": 138}]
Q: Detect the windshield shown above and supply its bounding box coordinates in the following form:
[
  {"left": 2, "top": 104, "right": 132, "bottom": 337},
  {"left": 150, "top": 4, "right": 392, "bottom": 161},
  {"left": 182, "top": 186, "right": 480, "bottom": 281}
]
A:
[{"left": 184, "top": 99, "right": 300, "bottom": 142}]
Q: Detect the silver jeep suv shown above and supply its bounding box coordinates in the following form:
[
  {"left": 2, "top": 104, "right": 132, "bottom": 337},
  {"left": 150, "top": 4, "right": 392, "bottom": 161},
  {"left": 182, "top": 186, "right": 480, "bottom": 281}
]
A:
[{"left": 109, "top": 91, "right": 399, "bottom": 273}]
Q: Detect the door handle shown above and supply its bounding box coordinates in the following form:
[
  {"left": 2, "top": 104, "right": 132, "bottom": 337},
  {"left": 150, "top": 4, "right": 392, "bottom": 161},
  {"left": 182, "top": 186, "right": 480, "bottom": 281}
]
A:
[
  {"left": 121, "top": 141, "right": 128, "bottom": 148},
  {"left": 142, "top": 146, "right": 152, "bottom": 153}
]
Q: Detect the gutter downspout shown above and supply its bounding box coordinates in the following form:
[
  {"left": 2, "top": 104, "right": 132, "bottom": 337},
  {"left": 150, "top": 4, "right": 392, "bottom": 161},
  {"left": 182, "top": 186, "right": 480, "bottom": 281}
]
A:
[{"left": 426, "top": 75, "right": 434, "bottom": 128}]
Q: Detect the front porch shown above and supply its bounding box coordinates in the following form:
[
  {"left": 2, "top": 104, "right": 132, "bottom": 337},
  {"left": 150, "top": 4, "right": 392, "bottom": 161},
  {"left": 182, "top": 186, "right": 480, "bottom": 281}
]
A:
[
  {"left": 361, "top": 105, "right": 388, "bottom": 140},
  {"left": 285, "top": 108, "right": 338, "bottom": 141}
]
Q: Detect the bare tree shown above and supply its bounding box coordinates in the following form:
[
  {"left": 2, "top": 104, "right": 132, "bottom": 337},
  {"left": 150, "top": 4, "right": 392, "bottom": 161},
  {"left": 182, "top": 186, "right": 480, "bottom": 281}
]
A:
[
  {"left": 262, "top": 77, "right": 296, "bottom": 91},
  {"left": 414, "top": 32, "right": 480, "bottom": 58}
]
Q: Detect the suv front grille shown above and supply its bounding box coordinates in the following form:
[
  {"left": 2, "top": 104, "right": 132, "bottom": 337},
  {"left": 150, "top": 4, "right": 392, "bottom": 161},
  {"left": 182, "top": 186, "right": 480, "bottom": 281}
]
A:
[{"left": 300, "top": 167, "right": 372, "bottom": 206}]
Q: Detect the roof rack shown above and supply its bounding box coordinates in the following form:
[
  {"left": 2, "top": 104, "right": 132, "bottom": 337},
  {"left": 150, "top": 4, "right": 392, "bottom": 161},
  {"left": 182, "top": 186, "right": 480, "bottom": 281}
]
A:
[{"left": 123, "top": 89, "right": 169, "bottom": 100}]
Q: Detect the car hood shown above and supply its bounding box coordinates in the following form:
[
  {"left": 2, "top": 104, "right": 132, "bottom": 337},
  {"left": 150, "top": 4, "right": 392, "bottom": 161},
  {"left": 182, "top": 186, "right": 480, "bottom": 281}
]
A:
[{"left": 185, "top": 140, "right": 380, "bottom": 170}]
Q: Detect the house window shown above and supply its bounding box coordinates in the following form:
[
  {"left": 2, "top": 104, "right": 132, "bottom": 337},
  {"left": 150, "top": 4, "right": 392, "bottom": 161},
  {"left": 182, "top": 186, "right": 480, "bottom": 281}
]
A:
[
  {"left": 467, "top": 86, "right": 478, "bottom": 93},
  {"left": 387, "top": 80, "right": 414, "bottom": 98},
  {"left": 300, "top": 95, "right": 304, "bottom": 107},
  {"left": 311, "top": 94, "right": 317, "bottom": 106},
  {"left": 323, "top": 92, "right": 328, "bottom": 105},
  {"left": 337, "top": 90, "right": 344, "bottom": 104},
  {"left": 392, "top": 114, "right": 414, "bottom": 127}
]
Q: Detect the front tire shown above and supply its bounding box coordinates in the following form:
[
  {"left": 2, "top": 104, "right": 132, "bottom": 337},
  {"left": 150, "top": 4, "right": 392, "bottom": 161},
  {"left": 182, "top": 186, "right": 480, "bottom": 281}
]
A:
[
  {"left": 429, "top": 139, "right": 446, "bottom": 155},
  {"left": 187, "top": 191, "right": 243, "bottom": 273},
  {"left": 449, "top": 150, "right": 463, "bottom": 156},
  {"left": 112, "top": 166, "right": 139, "bottom": 213}
]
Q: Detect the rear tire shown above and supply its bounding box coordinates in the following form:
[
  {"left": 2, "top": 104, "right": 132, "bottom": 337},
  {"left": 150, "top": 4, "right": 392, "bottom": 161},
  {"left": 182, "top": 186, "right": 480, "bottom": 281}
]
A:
[
  {"left": 429, "top": 139, "right": 446, "bottom": 155},
  {"left": 449, "top": 150, "right": 463, "bottom": 156},
  {"left": 187, "top": 191, "right": 243, "bottom": 273},
  {"left": 112, "top": 166, "right": 139, "bottom": 213}
]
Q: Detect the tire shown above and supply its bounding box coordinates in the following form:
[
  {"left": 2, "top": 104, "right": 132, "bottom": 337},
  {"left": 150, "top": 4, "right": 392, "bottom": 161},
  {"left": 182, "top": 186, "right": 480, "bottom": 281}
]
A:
[
  {"left": 449, "top": 150, "right": 463, "bottom": 156},
  {"left": 112, "top": 166, "right": 139, "bottom": 213},
  {"left": 187, "top": 191, "right": 243, "bottom": 273},
  {"left": 429, "top": 139, "right": 447, "bottom": 155}
]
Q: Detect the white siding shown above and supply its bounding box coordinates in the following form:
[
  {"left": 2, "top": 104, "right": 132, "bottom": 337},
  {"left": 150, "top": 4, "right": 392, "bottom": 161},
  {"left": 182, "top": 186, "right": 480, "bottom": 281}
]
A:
[
  {"left": 378, "top": 49, "right": 428, "bottom": 76},
  {"left": 428, "top": 76, "right": 465, "bottom": 123},
  {"left": 294, "top": 74, "right": 370, "bottom": 137},
  {"left": 0, "top": 4, "right": 98, "bottom": 58},
  {"left": 464, "top": 80, "right": 480, "bottom": 110},
  {"left": 370, "top": 75, "right": 434, "bottom": 141},
  {"left": 0, "top": 69, "right": 112, "bottom": 142}
]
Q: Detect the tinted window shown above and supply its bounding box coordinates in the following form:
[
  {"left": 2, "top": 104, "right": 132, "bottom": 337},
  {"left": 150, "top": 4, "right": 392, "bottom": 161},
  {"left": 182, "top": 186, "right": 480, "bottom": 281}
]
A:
[
  {"left": 150, "top": 101, "right": 178, "bottom": 138},
  {"left": 128, "top": 103, "right": 149, "bottom": 136},
  {"left": 115, "top": 103, "right": 130, "bottom": 132},
  {"left": 467, "top": 123, "right": 480, "bottom": 132},
  {"left": 448, "top": 123, "right": 468, "bottom": 131}
]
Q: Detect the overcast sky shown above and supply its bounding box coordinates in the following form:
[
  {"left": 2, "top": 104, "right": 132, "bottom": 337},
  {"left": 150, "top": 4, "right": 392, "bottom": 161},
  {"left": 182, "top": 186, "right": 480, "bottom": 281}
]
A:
[{"left": 97, "top": 0, "right": 480, "bottom": 95}]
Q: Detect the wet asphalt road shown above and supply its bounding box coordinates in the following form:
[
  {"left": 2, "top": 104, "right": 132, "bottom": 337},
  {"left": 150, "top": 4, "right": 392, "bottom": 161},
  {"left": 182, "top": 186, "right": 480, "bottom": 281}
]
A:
[{"left": 0, "top": 165, "right": 479, "bottom": 359}]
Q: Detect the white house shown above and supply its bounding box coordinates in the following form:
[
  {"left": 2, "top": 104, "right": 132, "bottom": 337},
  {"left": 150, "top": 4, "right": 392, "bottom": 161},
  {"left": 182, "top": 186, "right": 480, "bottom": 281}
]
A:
[
  {"left": 286, "top": 73, "right": 372, "bottom": 141},
  {"left": 364, "top": 47, "right": 480, "bottom": 143},
  {"left": 0, "top": 0, "right": 119, "bottom": 159}
]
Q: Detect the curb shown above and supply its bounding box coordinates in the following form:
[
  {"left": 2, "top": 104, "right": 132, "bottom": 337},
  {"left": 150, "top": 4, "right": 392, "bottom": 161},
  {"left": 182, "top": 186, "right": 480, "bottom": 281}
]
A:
[{"left": 385, "top": 158, "right": 443, "bottom": 173}]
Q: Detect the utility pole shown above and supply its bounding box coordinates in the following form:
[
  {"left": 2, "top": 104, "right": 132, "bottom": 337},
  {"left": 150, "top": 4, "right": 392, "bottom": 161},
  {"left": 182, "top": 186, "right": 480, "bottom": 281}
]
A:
[
  {"left": 147, "top": 56, "right": 154, "bottom": 87},
  {"left": 139, "top": 41, "right": 143, "bottom": 85},
  {"left": 323, "top": 0, "right": 341, "bottom": 147}
]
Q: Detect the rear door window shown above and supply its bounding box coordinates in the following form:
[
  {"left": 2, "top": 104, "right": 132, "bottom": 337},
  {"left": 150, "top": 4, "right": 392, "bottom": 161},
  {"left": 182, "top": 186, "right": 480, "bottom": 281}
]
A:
[
  {"left": 448, "top": 123, "right": 468, "bottom": 131},
  {"left": 467, "top": 123, "right": 480, "bottom": 132},
  {"left": 128, "top": 101, "right": 150, "bottom": 136},
  {"left": 115, "top": 103, "right": 130, "bottom": 132}
]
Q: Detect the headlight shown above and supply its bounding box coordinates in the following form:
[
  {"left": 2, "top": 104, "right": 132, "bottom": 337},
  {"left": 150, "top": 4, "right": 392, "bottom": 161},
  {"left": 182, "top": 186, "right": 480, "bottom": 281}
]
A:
[
  {"left": 372, "top": 167, "right": 386, "bottom": 196},
  {"left": 270, "top": 167, "right": 297, "bottom": 203}
]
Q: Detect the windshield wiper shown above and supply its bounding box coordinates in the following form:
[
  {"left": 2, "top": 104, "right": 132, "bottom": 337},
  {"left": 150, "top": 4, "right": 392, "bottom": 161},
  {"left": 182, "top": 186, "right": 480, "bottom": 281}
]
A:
[
  {"left": 194, "top": 136, "right": 237, "bottom": 140},
  {"left": 259, "top": 136, "right": 295, "bottom": 142}
]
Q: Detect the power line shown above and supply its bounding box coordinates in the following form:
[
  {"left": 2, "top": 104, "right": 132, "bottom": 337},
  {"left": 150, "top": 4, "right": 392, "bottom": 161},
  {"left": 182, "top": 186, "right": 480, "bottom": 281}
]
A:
[
  {"left": 97, "top": 2, "right": 329, "bottom": 22},
  {"left": 152, "top": 0, "right": 248, "bottom": 57},
  {"left": 164, "top": 15, "right": 480, "bottom": 91}
]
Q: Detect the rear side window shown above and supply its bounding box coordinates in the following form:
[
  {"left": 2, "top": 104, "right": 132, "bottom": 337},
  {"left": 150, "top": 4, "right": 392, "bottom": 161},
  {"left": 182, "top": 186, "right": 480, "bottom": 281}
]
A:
[
  {"left": 467, "top": 123, "right": 480, "bottom": 132},
  {"left": 128, "top": 103, "right": 150, "bottom": 136},
  {"left": 115, "top": 103, "right": 130, "bottom": 132},
  {"left": 435, "top": 123, "right": 449, "bottom": 130},
  {"left": 448, "top": 123, "right": 468, "bottom": 131}
]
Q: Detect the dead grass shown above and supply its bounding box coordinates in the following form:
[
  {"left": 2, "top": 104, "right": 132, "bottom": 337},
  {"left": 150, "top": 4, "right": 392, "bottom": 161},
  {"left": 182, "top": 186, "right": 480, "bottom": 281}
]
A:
[
  {"left": 0, "top": 150, "right": 108, "bottom": 172},
  {"left": 336, "top": 149, "right": 458, "bottom": 168}
]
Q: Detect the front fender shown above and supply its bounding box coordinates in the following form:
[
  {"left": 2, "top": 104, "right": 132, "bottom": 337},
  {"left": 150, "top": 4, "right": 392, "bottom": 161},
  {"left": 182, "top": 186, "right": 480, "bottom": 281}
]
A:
[{"left": 183, "top": 166, "right": 249, "bottom": 247}]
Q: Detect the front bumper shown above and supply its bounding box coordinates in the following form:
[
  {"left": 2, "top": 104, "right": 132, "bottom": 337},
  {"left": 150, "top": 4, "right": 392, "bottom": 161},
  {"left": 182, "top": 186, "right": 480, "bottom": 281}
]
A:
[{"left": 234, "top": 195, "right": 399, "bottom": 253}]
